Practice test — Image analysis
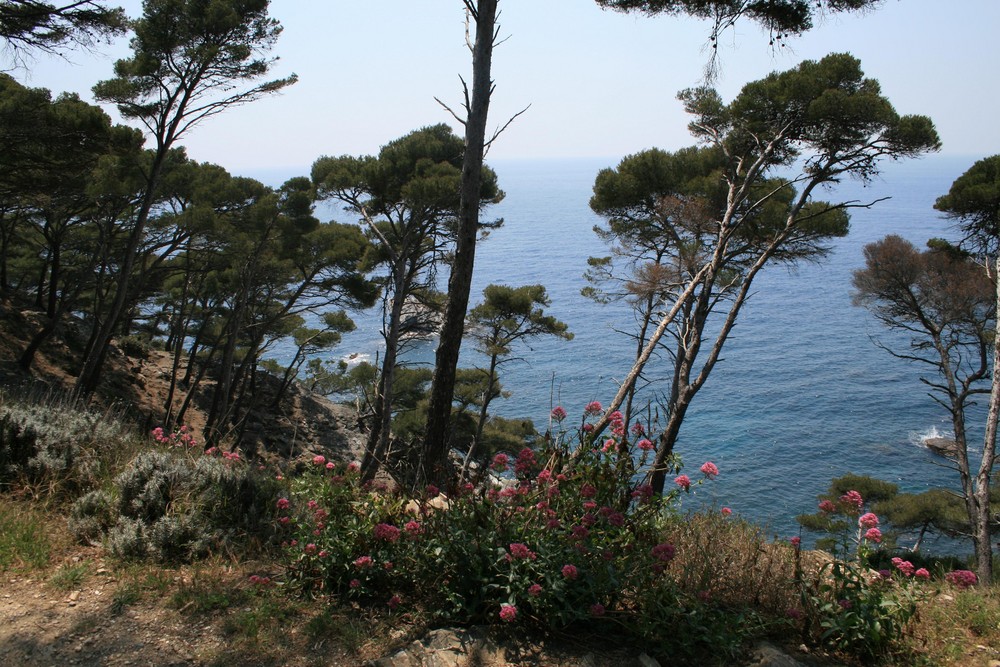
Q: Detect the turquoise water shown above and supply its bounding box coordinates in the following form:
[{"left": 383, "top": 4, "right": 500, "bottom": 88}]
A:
[{"left": 266, "top": 154, "right": 987, "bottom": 550}]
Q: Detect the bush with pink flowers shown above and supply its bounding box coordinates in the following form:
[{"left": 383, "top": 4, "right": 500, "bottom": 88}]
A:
[{"left": 281, "top": 402, "right": 756, "bottom": 659}]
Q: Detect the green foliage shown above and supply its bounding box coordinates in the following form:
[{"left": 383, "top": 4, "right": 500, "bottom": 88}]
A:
[
  {"left": 81, "top": 441, "right": 284, "bottom": 563},
  {"left": 0, "top": 501, "right": 50, "bottom": 570},
  {"left": 934, "top": 154, "right": 1000, "bottom": 250},
  {"left": 797, "top": 474, "right": 897, "bottom": 553},
  {"left": 593, "top": 0, "right": 880, "bottom": 38},
  {"left": 797, "top": 556, "right": 922, "bottom": 660},
  {"left": 281, "top": 406, "right": 766, "bottom": 662},
  {"left": 49, "top": 560, "right": 90, "bottom": 591},
  {"left": 0, "top": 1, "right": 126, "bottom": 57},
  {"left": 0, "top": 398, "right": 134, "bottom": 496}
]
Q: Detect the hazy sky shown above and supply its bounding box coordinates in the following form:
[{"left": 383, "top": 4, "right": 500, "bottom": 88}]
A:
[{"left": 12, "top": 0, "right": 1000, "bottom": 176}]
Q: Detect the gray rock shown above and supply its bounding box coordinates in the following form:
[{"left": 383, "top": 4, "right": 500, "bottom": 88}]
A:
[
  {"left": 746, "top": 642, "right": 809, "bottom": 667},
  {"left": 369, "top": 628, "right": 503, "bottom": 667}
]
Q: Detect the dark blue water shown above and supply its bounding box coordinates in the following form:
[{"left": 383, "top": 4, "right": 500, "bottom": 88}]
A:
[{"left": 271, "top": 154, "right": 987, "bottom": 549}]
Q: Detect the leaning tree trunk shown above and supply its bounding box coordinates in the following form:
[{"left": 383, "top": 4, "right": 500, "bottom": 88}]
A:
[
  {"left": 973, "top": 254, "right": 1000, "bottom": 585},
  {"left": 421, "top": 0, "right": 498, "bottom": 490}
]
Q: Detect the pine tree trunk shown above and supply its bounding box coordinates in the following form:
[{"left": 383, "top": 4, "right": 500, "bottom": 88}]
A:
[{"left": 422, "top": 0, "right": 498, "bottom": 489}]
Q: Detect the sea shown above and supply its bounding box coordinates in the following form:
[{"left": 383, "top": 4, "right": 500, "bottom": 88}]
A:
[{"left": 256, "top": 153, "right": 987, "bottom": 551}]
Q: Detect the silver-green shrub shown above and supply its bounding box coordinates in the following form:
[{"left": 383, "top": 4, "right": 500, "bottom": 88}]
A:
[{"left": 80, "top": 446, "right": 283, "bottom": 563}]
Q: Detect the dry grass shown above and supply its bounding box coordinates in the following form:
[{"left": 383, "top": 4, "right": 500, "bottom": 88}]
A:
[
  {"left": 906, "top": 586, "right": 1000, "bottom": 666},
  {"left": 664, "top": 511, "right": 798, "bottom": 617}
]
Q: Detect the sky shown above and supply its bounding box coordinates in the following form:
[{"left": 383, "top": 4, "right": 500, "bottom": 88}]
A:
[{"left": 9, "top": 0, "right": 1000, "bottom": 177}]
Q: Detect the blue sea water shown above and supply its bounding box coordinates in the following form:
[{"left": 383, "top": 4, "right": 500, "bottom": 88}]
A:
[{"left": 276, "top": 154, "right": 988, "bottom": 550}]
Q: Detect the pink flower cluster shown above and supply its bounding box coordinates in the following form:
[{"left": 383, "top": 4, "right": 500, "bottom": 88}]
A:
[
  {"left": 151, "top": 425, "right": 198, "bottom": 448},
  {"left": 650, "top": 542, "right": 675, "bottom": 563},
  {"left": 499, "top": 604, "right": 517, "bottom": 622},
  {"left": 491, "top": 453, "right": 510, "bottom": 472},
  {"left": 551, "top": 406, "right": 567, "bottom": 422},
  {"left": 674, "top": 474, "right": 691, "bottom": 491},
  {"left": 584, "top": 401, "right": 603, "bottom": 417},
  {"left": 858, "top": 512, "right": 879, "bottom": 529},
  {"left": 946, "top": 569, "right": 978, "bottom": 589},
  {"left": 891, "top": 557, "right": 915, "bottom": 577},
  {"left": 839, "top": 490, "right": 864, "bottom": 513},
  {"left": 699, "top": 461, "right": 719, "bottom": 479},
  {"left": 863, "top": 527, "right": 882, "bottom": 543},
  {"left": 561, "top": 564, "right": 578, "bottom": 580},
  {"left": 374, "top": 523, "right": 401, "bottom": 543},
  {"left": 508, "top": 542, "right": 537, "bottom": 560}
]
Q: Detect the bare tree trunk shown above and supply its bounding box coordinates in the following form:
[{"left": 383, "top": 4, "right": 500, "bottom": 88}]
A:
[
  {"left": 973, "top": 254, "right": 1000, "bottom": 585},
  {"left": 422, "top": 0, "right": 498, "bottom": 489},
  {"left": 361, "top": 266, "right": 409, "bottom": 483}
]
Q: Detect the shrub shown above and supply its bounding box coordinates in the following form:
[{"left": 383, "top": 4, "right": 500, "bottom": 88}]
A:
[
  {"left": 69, "top": 490, "right": 116, "bottom": 544},
  {"left": 76, "top": 433, "right": 284, "bottom": 563},
  {"left": 281, "top": 404, "right": 747, "bottom": 660},
  {"left": 792, "top": 488, "right": 927, "bottom": 660},
  {"left": 0, "top": 397, "right": 133, "bottom": 497}
]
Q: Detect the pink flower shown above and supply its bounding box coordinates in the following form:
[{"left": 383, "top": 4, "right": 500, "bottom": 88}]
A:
[
  {"left": 349, "top": 578, "right": 361, "bottom": 589},
  {"left": 864, "top": 527, "right": 882, "bottom": 543},
  {"left": 608, "top": 411, "right": 624, "bottom": 424},
  {"left": 637, "top": 438, "right": 654, "bottom": 451},
  {"left": 508, "top": 543, "right": 536, "bottom": 560},
  {"left": 650, "top": 543, "right": 675, "bottom": 562},
  {"left": 528, "top": 583, "right": 543, "bottom": 597},
  {"left": 499, "top": 604, "right": 517, "bottom": 622},
  {"left": 915, "top": 568, "right": 931, "bottom": 580},
  {"left": 590, "top": 603, "right": 606, "bottom": 617},
  {"left": 551, "top": 406, "right": 567, "bottom": 422},
  {"left": 818, "top": 500, "right": 836, "bottom": 513},
  {"left": 374, "top": 523, "right": 401, "bottom": 543},
  {"left": 304, "top": 543, "right": 317, "bottom": 554},
  {"left": 580, "top": 483, "right": 597, "bottom": 498},
  {"left": 858, "top": 512, "right": 879, "bottom": 529},
  {"left": 325, "top": 461, "right": 334, "bottom": 470},
  {"left": 388, "top": 594, "right": 401, "bottom": 610},
  {"left": 790, "top": 537, "right": 801, "bottom": 549},
  {"left": 561, "top": 564, "right": 579, "bottom": 580},
  {"left": 602, "top": 439, "right": 616, "bottom": 453},
  {"left": 276, "top": 497, "right": 290, "bottom": 510},
  {"left": 353, "top": 555, "right": 373, "bottom": 569},
  {"left": 584, "top": 401, "right": 603, "bottom": 416},
  {"left": 891, "top": 557, "right": 915, "bottom": 577},
  {"left": 946, "top": 569, "right": 978, "bottom": 589},
  {"left": 631, "top": 422, "right": 645, "bottom": 436},
  {"left": 312, "top": 455, "right": 326, "bottom": 466},
  {"left": 721, "top": 507, "right": 732, "bottom": 516},
  {"left": 839, "top": 490, "right": 864, "bottom": 512},
  {"left": 346, "top": 461, "right": 361, "bottom": 473},
  {"left": 699, "top": 461, "right": 719, "bottom": 478},
  {"left": 536, "top": 469, "right": 552, "bottom": 484},
  {"left": 674, "top": 474, "right": 691, "bottom": 491},
  {"left": 631, "top": 484, "right": 654, "bottom": 503},
  {"left": 491, "top": 453, "right": 510, "bottom": 472},
  {"left": 582, "top": 423, "right": 595, "bottom": 433},
  {"left": 404, "top": 520, "right": 422, "bottom": 536}
]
